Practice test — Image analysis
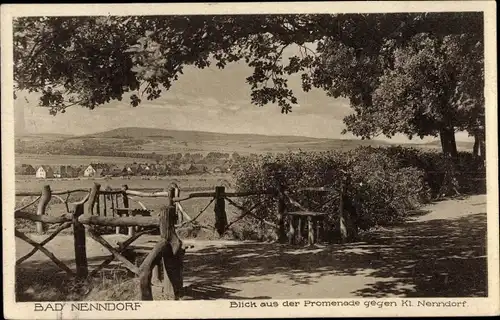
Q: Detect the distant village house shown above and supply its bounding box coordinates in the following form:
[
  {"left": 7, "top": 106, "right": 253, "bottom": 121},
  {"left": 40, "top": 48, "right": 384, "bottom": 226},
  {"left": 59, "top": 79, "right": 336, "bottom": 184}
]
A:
[
  {"left": 84, "top": 163, "right": 110, "bottom": 177},
  {"left": 36, "top": 165, "right": 54, "bottom": 179}
]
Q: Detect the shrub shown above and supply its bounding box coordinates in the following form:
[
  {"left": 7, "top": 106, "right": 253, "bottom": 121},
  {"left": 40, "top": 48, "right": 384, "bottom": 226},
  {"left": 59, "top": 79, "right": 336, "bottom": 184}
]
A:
[
  {"left": 233, "top": 147, "right": 431, "bottom": 241},
  {"left": 344, "top": 147, "right": 430, "bottom": 227},
  {"left": 382, "top": 146, "right": 486, "bottom": 197},
  {"left": 233, "top": 145, "right": 486, "bottom": 242}
]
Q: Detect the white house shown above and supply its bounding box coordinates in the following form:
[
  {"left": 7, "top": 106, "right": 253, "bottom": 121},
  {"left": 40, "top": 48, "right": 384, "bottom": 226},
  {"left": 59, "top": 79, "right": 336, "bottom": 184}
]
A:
[
  {"left": 84, "top": 163, "right": 110, "bottom": 177},
  {"left": 36, "top": 165, "right": 54, "bottom": 179},
  {"left": 83, "top": 165, "right": 97, "bottom": 177}
]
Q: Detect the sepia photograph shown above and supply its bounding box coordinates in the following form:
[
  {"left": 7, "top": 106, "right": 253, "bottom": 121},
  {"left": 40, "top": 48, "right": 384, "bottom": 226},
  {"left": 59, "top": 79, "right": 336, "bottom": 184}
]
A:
[{"left": 1, "top": 2, "right": 498, "bottom": 319}]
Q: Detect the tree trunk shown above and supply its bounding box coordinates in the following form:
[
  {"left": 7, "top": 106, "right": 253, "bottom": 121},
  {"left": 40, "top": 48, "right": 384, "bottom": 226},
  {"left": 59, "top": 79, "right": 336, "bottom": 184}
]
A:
[
  {"left": 473, "top": 134, "right": 480, "bottom": 158},
  {"left": 439, "top": 127, "right": 460, "bottom": 197},
  {"left": 448, "top": 129, "right": 458, "bottom": 158},
  {"left": 338, "top": 180, "right": 358, "bottom": 243},
  {"left": 439, "top": 128, "right": 458, "bottom": 158},
  {"left": 478, "top": 130, "right": 486, "bottom": 162},
  {"left": 479, "top": 140, "right": 486, "bottom": 162},
  {"left": 440, "top": 131, "right": 448, "bottom": 155}
]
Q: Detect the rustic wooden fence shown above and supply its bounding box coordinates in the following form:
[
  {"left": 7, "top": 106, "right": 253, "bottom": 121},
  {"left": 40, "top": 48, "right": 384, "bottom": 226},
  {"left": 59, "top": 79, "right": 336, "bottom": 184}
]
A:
[{"left": 15, "top": 182, "right": 347, "bottom": 300}]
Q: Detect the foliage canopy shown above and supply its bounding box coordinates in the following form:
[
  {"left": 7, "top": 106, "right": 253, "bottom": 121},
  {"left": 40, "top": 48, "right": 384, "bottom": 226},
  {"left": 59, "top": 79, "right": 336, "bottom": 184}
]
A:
[{"left": 14, "top": 13, "right": 484, "bottom": 154}]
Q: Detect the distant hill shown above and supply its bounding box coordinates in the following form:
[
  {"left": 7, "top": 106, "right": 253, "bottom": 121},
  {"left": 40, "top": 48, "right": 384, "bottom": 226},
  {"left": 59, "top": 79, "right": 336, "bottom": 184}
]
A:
[
  {"left": 16, "top": 127, "right": 394, "bottom": 157},
  {"left": 78, "top": 127, "right": 343, "bottom": 143},
  {"left": 71, "top": 127, "right": 394, "bottom": 155},
  {"left": 16, "top": 127, "right": 473, "bottom": 158}
]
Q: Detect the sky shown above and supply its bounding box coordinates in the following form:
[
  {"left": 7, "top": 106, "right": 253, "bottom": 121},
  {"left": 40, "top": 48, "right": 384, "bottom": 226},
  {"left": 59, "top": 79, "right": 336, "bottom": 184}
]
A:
[{"left": 13, "top": 48, "right": 472, "bottom": 144}]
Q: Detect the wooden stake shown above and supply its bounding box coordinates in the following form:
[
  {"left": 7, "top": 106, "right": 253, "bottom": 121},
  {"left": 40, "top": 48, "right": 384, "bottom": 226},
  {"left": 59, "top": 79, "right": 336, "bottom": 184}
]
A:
[
  {"left": 161, "top": 205, "right": 184, "bottom": 300},
  {"left": 36, "top": 185, "right": 51, "bottom": 234},
  {"left": 151, "top": 256, "right": 162, "bottom": 286},
  {"left": 103, "top": 191, "right": 107, "bottom": 217},
  {"left": 112, "top": 194, "right": 120, "bottom": 234},
  {"left": 339, "top": 178, "right": 347, "bottom": 243},
  {"left": 139, "top": 239, "right": 167, "bottom": 300},
  {"left": 277, "top": 186, "right": 286, "bottom": 243},
  {"left": 96, "top": 192, "right": 101, "bottom": 216},
  {"left": 73, "top": 203, "right": 88, "bottom": 278},
  {"left": 153, "top": 186, "right": 176, "bottom": 285},
  {"left": 316, "top": 217, "right": 322, "bottom": 244},
  {"left": 288, "top": 216, "right": 295, "bottom": 245},
  {"left": 87, "top": 183, "right": 101, "bottom": 216},
  {"left": 122, "top": 185, "right": 134, "bottom": 237},
  {"left": 297, "top": 216, "right": 302, "bottom": 243},
  {"left": 214, "top": 186, "right": 228, "bottom": 236},
  {"left": 139, "top": 205, "right": 184, "bottom": 300},
  {"left": 168, "top": 187, "right": 175, "bottom": 221},
  {"left": 171, "top": 184, "right": 182, "bottom": 223},
  {"left": 307, "top": 215, "right": 314, "bottom": 246}
]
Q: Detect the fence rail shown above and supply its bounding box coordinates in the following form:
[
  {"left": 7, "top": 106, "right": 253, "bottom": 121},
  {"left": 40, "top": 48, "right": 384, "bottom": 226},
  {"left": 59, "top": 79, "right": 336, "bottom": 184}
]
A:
[{"left": 15, "top": 182, "right": 345, "bottom": 300}]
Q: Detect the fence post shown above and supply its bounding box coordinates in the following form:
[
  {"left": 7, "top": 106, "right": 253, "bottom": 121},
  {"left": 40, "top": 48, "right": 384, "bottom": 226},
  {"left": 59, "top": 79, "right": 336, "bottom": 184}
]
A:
[
  {"left": 150, "top": 186, "right": 171, "bottom": 285},
  {"left": 297, "top": 216, "right": 303, "bottom": 244},
  {"left": 113, "top": 195, "right": 120, "bottom": 235},
  {"left": 288, "top": 216, "right": 295, "bottom": 245},
  {"left": 307, "top": 215, "right": 314, "bottom": 246},
  {"left": 121, "top": 185, "right": 134, "bottom": 237},
  {"left": 73, "top": 203, "right": 88, "bottom": 278},
  {"left": 214, "top": 186, "right": 228, "bottom": 236},
  {"left": 172, "top": 184, "right": 182, "bottom": 223},
  {"left": 152, "top": 187, "right": 179, "bottom": 294},
  {"left": 102, "top": 188, "right": 107, "bottom": 217},
  {"left": 338, "top": 178, "right": 347, "bottom": 244},
  {"left": 161, "top": 205, "right": 184, "bottom": 300},
  {"left": 36, "top": 185, "right": 51, "bottom": 234},
  {"left": 168, "top": 187, "right": 176, "bottom": 223},
  {"left": 96, "top": 192, "right": 101, "bottom": 216},
  {"left": 276, "top": 186, "right": 286, "bottom": 243},
  {"left": 151, "top": 256, "right": 162, "bottom": 286},
  {"left": 316, "top": 217, "right": 322, "bottom": 244},
  {"left": 87, "top": 183, "right": 101, "bottom": 216}
]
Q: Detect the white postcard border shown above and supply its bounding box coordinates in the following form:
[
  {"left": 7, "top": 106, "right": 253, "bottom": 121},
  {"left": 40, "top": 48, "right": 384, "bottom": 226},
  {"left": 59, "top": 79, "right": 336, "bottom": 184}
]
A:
[{"left": 2, "top": 2, "right": 498, "bottom": 319}]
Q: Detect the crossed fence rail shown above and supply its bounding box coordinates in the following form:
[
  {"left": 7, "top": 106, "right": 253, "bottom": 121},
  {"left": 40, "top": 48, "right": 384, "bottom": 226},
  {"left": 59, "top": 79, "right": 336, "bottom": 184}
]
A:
[{"left": 14, "top": 182, "right": 347, "bottom": 300}]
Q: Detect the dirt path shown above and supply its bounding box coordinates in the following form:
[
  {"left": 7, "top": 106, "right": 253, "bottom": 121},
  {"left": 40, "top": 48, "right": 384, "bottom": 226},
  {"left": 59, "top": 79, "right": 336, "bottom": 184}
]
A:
[{"left": 15, "top": 195, "right": 487, "bottom": 300}]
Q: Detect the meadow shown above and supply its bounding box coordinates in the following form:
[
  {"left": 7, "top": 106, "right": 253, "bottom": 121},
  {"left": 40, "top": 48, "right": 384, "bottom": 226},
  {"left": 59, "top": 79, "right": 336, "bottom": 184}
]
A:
[
  {"left": 14, "top": 173, "right": 250, "bottom": 240},
  {"left": 15, "top": 174, "right": 234, "bottom": 192}
]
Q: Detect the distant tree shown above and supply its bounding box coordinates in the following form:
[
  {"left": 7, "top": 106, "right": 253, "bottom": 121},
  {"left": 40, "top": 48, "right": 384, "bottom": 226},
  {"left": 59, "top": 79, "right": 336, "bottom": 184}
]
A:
[
  {"left": 231, "top": 152, "right": 241, "bottom": 161},
  {"left": 191, "top": 153, "right": 204, "bottom": 163},
  {"left": 182, "top": 153, "right": 192, "bottom": 163}
]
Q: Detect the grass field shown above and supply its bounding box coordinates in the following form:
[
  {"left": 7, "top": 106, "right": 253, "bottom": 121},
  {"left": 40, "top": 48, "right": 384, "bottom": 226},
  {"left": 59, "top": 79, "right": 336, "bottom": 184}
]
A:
[
  {"left": 15, "top": 174, "right": 234, "bottom": 192},
  {"left": 14, "top": 173, "right": 257, "bottom": 241}
]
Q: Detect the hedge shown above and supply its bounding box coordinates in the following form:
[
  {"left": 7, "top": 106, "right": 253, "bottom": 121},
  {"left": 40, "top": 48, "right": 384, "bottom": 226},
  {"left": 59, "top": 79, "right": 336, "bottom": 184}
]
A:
[{"left": 232, "top": 146, "right": 485, "bottom": 242}]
